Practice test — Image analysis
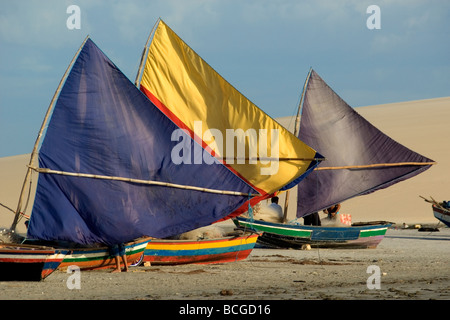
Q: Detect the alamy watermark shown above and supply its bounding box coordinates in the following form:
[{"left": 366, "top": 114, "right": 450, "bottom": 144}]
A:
[
  {"left": 171, "top": 121, "right": 280, "bottom": 175},
  {"left": 367, "top": 265, "right": 381, "bottom": 289},
  {"left": 366, "top": 5, "right": 381, "bottom": 30},
  {"left": 66, "top": 5, "right": 81, "bottom": 30},
  {"left": 66, "top": 265, "right": 81, "bottom": 289},
  {"left": 67, "top": 5, "right": 381, "bottom": 31},
  {"left": 62, "top": 4, "right": 380, "bottom": 176}
]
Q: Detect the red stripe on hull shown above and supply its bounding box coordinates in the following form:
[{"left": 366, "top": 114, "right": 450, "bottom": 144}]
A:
[
  {"left": 58, "top": 251, "right": 144, "bottom": 271},
  {"left": 144, "top": 249, "right": 253, "bottom": 265},
  {"left": 0, "top": 258, "right": 61, "bottom": 263}
]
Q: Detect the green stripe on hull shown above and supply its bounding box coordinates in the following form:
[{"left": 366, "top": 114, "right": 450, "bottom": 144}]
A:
[
  {"left": 63, "top": 246, "right": 146, "bottom": 263},
  {"left": 238, "top": 220, "right": 312, "bottom": 238},
  {"left": 359, "top": 227, "right": 388, "bottom": 238}
]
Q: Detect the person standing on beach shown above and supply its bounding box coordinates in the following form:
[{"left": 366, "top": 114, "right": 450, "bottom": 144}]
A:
[
  {"left": 110, "top": 243, "right": 128, "bottom": 273},
  {"left": 303, "top": 212, "right": 321, "bottom": 226}
]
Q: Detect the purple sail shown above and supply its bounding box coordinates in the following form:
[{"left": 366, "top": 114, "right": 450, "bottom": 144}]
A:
[{"left": 296, "top": 70, "right": 434, "bottom": 217}]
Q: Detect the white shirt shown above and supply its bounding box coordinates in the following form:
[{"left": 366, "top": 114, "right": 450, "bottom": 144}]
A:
[{"left": 268, "top": 203, "right": 283, "bottom": 219}]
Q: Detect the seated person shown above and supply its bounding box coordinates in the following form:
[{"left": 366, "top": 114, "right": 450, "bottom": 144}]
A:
[
  {"left": 255, "top": 196, "right": 284, "bottom": 223},
  {"left": 323, "top": 203, "right": 341, "bottom": 220}
]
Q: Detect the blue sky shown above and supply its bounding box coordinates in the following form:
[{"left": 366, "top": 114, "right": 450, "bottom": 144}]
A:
[{"left": 0, "top": 0, "right": 449, "bottom": 157}]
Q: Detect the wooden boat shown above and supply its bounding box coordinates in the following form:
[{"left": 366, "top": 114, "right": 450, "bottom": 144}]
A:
[
  {"left": 236, "top": 69, "right": 434, "bottom": 249},
  {"left": 432, "top": 205, "right": 450, "bottom": 227},
  {"left": 58, "top": 237, "right": 150, "bottom": 270},
  {"left": 0, "top": 243, "right": 67, "bottom": 281},
  {"left": 234, "top": 217, "right": 390, "bottom": 249},
  {"left": 420, "top": 196, "right": 450, "bottom": 228},
  {"left": 142, "top": 233, "right": 259, "bottom": 265}
]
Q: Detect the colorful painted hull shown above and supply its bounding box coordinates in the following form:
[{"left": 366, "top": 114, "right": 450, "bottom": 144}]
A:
[
  {"left": 432, "top": 205, "right": 450, "bottom": 228},
  {"left": 0, "top": 244, "right": 67, "bottom": 281},
  {"left": 234, "top": 217, "right": 391, "bottom": 249},
  {"left": 58, "top": 237, "right": 150, "bottom": 271},
  {"left": 142, "top": 234, "right": 259, "bottom": 265}
]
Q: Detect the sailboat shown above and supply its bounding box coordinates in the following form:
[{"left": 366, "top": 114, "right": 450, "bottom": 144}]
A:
[
  {"left": 235, "top": 69, "right": 435, "bottom": 249},
  {"left": 432, "top": 205, "right": 450, "bottom": 228},
  {"left": 0, "top": 242, "right": 67, "bottom": 281},
  {"left": 1, "top": 36, "right": 266, "bottom": 278},
  {"left": 421, "top": 196, "right": 450, "bottom": 228},
  {"left": 141, "top": 232, "right": 259, "bottom": 265},
  {"left": 133, "top": 19, "right": 323, "bottom": 263}
]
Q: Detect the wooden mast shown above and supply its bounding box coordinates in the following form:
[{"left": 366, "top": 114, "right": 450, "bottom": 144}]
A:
[
  {"left": 10, "top": 36, "right": 90, "bottom": 231},
  {"left": 282, "top": 67, "right": 313, "bottom": 222},
  {"left": 134, "top": 18, "right": 160, "bottom": 87}
]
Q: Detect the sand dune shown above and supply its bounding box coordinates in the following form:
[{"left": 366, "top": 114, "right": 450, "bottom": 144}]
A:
[{"left": 1, "top": 97, "right": 449, "bottom": 232}]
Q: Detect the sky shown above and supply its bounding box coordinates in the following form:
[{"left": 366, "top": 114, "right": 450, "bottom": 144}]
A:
[{"left": 0, "top": 0, "right": 449, "bottom": 157}]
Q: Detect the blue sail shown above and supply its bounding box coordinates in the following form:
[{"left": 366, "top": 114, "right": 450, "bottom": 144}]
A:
[{"left": 27, "top": 38, "right": 256, "bottom": 245}]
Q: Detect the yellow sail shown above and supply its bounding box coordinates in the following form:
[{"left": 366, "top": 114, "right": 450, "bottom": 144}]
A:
[{"left": 139, "top": 20, "right": 322, "bottom": 195}]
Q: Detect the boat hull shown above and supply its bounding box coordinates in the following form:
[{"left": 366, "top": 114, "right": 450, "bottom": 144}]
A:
[
  {"left": 233, "top": 217, "right": 390, "bottom": 249},
  {"left": 432, "top": 205, "right": 450, "bottom": 227},
  {"left": 142, "top": 234, "right": 259, "bottom": 265},
  {"left": 0, "top": 244, "right": 67, "bottom": 281},
  {"left": 58, "top": 237, "right": 150, "bottom": 271}
]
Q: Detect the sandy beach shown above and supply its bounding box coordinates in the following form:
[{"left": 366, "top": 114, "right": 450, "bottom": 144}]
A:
[
  {"left": 0, "top": 228, "right": 449, "bottom": 302},
  {"left": 0, "top": 97, "right": 449, "bottom": 305}
]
